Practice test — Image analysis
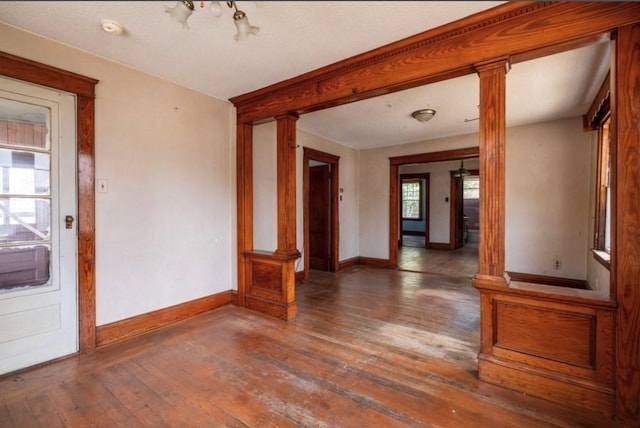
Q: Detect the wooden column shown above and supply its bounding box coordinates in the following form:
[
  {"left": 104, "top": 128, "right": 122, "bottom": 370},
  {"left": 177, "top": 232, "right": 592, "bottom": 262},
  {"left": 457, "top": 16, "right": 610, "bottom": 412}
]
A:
[
  {"left": 236, "top": 122, "right": 253, "bottom": 307},
  {"left": 613, "top": 22, "right": 640, "bottom": 425},
  {"left": 275, "top": 113, "right": 301, "bottom": 258},
  {"left": 474, "top": 58, "right": 510, "bottom": 286}
]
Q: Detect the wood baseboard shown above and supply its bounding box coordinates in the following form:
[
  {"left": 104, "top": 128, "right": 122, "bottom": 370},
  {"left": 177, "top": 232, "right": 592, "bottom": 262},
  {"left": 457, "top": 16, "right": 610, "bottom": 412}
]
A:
[
  {"left": 338, "top": 257, "right": 359, "bottom": 270},
  {"left": 402, "top": 230, "right": 425, "bottom": 236},
  {"left": 478, "top": 354, "right": 614, "bottom": 416},
  {"left": 295, "top": 271, "right": 304, "bottom": 282},
  {"left": 358, "top": 257, "right": 390, "bottom": 268},
  {"left": 427, "top": 242, "right": 451, "bottom": 250},
  {"left": 96, "top": 290, "right": 233, "bottom": 348},
  {"left": 507, "top": 272, "right": 589, "bottom": 290},
  {"left": 244, "top": 295, "right": 296, "bottom": 320}
]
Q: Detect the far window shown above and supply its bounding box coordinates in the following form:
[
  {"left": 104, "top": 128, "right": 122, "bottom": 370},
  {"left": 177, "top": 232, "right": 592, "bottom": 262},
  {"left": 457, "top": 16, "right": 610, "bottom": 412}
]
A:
[
  {"left": 402, "top": 179, "right": 422, "bottom": 220},
  {"left": 463, "top": 176, "right": 480, "bottom": 199},
  {"left": 595, "top": 116, "right": 611, "bottom": 254}
]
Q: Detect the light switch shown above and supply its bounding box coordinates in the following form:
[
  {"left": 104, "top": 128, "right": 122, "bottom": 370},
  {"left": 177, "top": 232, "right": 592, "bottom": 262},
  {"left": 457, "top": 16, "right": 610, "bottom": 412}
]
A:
[{"left": 97, "top": 179, "right": 108, "bottom": 193}]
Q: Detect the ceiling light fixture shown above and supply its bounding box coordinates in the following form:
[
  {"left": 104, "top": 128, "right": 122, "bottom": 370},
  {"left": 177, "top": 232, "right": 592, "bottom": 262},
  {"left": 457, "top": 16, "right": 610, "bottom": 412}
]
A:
[
  {"left": 454, "top": 159, "right": 470, "bottom": 178},
  {"left": 165, "top": 1, "right": 259, "bottom": 41},
  {"left": 411, "top": 109, "right": 436, "bottom": 123},
  {"left": 101, "top": 19, "right": 124, "bottom": 36}
]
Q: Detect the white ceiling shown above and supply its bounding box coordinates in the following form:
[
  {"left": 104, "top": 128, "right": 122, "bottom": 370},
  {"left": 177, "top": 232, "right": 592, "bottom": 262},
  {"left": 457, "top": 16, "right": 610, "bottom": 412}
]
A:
[{"left": 0, "top": 1, "right": 610, "bottom": 149}]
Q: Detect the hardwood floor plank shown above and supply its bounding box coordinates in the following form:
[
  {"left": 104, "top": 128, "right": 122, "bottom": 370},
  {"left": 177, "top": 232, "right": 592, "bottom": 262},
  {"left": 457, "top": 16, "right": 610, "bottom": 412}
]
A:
[
  {"left": 26, "top": 393, "right": 67, "bottom": 428},
  {"left": 0, "top": 266, "right": 623, "bottom": 427},
  {"left": 0, "top": 404, "right": 15, "bottom": 428}
]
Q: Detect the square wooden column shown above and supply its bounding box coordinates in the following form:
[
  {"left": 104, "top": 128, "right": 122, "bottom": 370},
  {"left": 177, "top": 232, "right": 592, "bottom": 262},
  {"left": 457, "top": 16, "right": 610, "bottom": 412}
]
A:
[
  {"left": 473, "top": 58, "right": 510, "bottom": 286},
  {"left": 236, "top": 122, "right": 253, "bottom": 307},
  {"left": 613, "top": 22, "right": 640, "bottom": 425},
  {"left": 275, "top": 113, "right": 301, "bottom": 259}
]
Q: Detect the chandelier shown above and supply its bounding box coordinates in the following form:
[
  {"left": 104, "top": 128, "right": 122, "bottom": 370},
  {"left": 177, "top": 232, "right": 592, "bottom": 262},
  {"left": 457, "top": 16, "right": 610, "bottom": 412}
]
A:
[{"left": 165, "top": 1, "right": 259, "bottom": 41}]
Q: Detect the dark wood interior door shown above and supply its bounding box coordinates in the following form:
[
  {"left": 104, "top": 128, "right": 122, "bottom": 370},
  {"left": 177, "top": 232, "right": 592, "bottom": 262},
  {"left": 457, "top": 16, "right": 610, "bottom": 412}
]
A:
[{"left": 309, "top": 164, "right": 331, "bottom": 271}]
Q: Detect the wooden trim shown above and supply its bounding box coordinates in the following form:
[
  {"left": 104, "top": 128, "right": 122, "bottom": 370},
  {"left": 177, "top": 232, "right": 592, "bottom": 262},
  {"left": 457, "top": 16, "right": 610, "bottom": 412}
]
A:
[
  {"left": 242, "top": 250, "right": 298, "bottom": 321},
  {"left": 236, "top": 122, "right": 253, "bottom": 308},
  {"left": 303, "top": 147, "right": 340, "bottom": 280},
  {"left": 96, "top": 291, "right": 233, "bottom": 348},
  {"left": 390, "top": 147, "right": 479, "bottom": 166},
  {"left": 507, "top": 272, "right": 589, "bottom": 290},
  {"left": 593, "top": 117, "right": 611, "bottom": 252},
  {"left": 478, "top": 355, "right": 614, "bottom": 415},
  {"left": 295, "top": 270, "right": 304, "bottom": 282},
  {"left": 583, "top": 72, "right": 610, "bottom": 131},
  {"left": 474, "top": 58, "right": 509, "bottom": 281},
  {"left": 427, "top": 243, "right": 451, "bottom": 251},
  {"left": 77, "top": 95, "right": 96, "bottom": 353},
  {"left": 449, "top": 172, "right": 461, "bottom": 251},
  {"left": 230, "top": 2, "right": 640, "bottom": 123},
  {"left": 0, "top": 51, "right": 98, "bottom": 98},
  {"left": 275, "top": 114, "right": 300, "bottom": 257},
  {"left": 1, "top": 51, "right": 98, "bottom": 353},
  {"left": 358, "top": 257, "right": 390, "bottom": 269},
  {"left": 389, "top": 148, "right": 479, "bottom": 267},
  {"left": 229, "top": 3, "right": 640, "bottom": 420},
  {"left": 389, "top": 164, "right": 399, "bottom": 268},
  {"left": 338, "top": 257, "right": 359, "bottom": 270},
  {"left": 613, "top": 22, "right": 640, "bottom": 424}
]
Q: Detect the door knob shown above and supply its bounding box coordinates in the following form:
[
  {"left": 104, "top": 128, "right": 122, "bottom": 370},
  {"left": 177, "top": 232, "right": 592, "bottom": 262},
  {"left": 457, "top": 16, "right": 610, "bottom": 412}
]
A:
[{"left": 65, "top": 215, "right": 74, "bottom": 229}]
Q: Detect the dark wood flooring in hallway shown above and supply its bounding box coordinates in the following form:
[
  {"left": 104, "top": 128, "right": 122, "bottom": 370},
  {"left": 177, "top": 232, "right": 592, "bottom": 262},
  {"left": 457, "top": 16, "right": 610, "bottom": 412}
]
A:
[{"left": 0, "top": 267, "right": 621, "bottom": 427}]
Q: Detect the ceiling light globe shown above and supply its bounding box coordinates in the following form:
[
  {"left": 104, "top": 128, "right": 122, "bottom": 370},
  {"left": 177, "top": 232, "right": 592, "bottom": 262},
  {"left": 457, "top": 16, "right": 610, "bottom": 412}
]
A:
[
  {"left": 233, "top": 10, "right": 259, "bottom": 41},
  {"left": 165, "top": 1, "right": 194, "bottom": 29},
  {"left": 210, "top": 1, "right": 223, "bottom": 18}
]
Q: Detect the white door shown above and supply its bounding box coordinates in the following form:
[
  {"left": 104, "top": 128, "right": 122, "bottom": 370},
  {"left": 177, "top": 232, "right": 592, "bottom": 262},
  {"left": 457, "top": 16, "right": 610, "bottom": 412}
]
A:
[{"left": 0, "top": 76, "right": 78, "bottom": 375}]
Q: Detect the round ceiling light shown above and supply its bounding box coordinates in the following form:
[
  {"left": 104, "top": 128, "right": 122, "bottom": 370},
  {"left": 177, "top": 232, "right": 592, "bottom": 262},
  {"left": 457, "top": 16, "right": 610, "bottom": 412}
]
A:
[
  {"left": 411, "top": 109, "right": 436, "bottom": 123},
  {"left": 101, "top": 19, "right": 124, "bottom": 35}
]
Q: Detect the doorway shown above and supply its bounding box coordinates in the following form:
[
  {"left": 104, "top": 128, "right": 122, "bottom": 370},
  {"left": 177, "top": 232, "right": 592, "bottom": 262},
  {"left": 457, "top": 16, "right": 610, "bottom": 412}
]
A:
[
  {"left": 303, "top": 147, "right": 339, "bottom": 279},
  {"left": 399, "top": 173, "right": 429, "bottom": 248},
  {"left": 389, "top": 147, "right": 479, "bottom": 270},
  {"left": 0, "top": 76, "right": 78, "bottom": 375}
]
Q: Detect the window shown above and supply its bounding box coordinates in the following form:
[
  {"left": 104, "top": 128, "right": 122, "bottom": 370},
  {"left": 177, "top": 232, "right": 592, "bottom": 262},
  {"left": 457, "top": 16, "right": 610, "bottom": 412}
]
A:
[
  {"left": 402, "top": 179, "right": 422, "bottom": 220},
  {"left": 463, "top": 176, "right": 480, "bottom": 199},
  {"left": 593, "top": 115, "right": 611, "bottom": 265}
]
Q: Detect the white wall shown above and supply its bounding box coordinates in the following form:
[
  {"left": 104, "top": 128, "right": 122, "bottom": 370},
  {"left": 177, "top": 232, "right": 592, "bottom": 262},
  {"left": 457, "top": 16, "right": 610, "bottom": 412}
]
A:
[
  {"left": 401, "top": 158, "right": 479, "bottom": 244},
  {"left": 0, "top": 24, "right": 236, "bottom": 325},
  {"left": 251, "top": 123, "right": 360, "bottom": 269},
  {"left": 505, "top": 118, "right": 591, "bottom": 279},
  {"left": 359, "top": 133, "right": 479, "bottom": 259},
  {"left": 252, "top": 122, "right": 278, "bottom": 251}
]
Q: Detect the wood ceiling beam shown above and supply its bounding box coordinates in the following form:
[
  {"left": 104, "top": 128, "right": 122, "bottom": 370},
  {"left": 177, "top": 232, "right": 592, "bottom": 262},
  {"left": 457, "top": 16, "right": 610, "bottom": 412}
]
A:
[{"left": 229, "top": 1, "right": 640, "bottom": 124}]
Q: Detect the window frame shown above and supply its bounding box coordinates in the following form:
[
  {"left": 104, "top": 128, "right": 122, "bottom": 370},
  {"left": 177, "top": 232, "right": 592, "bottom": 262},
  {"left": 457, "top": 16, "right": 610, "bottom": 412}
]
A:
[
  {"left": 593, "top": 114, "right": 611, "bottom": 268},
  {"left": 401, "top": 178, "right": 423, "bottom": 221}
]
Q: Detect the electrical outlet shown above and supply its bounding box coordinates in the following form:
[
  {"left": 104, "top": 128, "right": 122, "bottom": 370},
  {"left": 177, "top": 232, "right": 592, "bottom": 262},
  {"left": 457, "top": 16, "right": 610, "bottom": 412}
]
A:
[
  {"left": 554, "top": 259, "right": 561, "bottom": 270},
  {"left": 97, "top": 179, "right": 108, "bottom": 193}
]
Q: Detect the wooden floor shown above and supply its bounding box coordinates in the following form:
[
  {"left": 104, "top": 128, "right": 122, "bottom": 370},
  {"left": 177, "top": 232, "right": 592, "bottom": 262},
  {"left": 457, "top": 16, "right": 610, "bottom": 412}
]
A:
[
  {"left": 399, "top": 241, "right": 479, "bottom": 277},
  {"left": 0, "top": 267, "right": 621, "bottom": 427}
]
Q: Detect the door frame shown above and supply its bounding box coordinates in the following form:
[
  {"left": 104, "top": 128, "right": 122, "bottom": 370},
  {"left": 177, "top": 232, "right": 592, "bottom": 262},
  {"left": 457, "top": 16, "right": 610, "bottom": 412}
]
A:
[
  {"left": 450, "top": 168, "right": 480, "bottom": 250},
  {"left": 389, "top": 147, "right": 479, "bottom": 268},
  {"left": 399, "top": 173, "right": 430, "bottom": 248},
  {"left": 0, "top": 51, "right": 98, "bottom": 353},
  {"left": 303, "top": 147, "right": 339, "bottom": 279}
]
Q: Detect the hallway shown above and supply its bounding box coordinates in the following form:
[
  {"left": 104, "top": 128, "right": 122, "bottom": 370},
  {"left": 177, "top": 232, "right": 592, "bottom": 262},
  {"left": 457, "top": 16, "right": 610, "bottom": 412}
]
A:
[{"left": 399, "top": 241, "right": 479, "bottom": 277}]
